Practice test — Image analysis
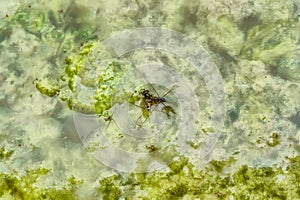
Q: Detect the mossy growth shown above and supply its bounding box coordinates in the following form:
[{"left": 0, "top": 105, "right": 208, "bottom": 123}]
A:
[
  {"left": 168, "top": 157, "right": 189, "bottom": 174},
  {"left": 0, "top": 147, "right": 14, "bottom": 159},
  {"left": 64, "top": 43, "right": 95, "bottom": 92},
  {"left": 231, "top": 165, "right": 286, "bottom": 199},
  {"left": 35, "top": 78, "right": 60, "bottom": 97},
  {"left": 5, "top": 156, "right": 296, "bottom": 199},
  {"left": 208, "top": 157, "right": 236, "bottom": 173},
  {"left": 207, "top": 15, "right": 244, "bottom": 57},
  {"left": 35, "top": 40, "right": 133, "bottom": 116},
  {"left": 267, "top": 132, "right": 280, "bottom": 147},
  {"left": 98, "top": 175, "right": 122, "bottom": 200},
  {"left": 10, "top": 7, "right": 47, "bottom": 35},
  {"left": 240, "top": 19, "right": 299, "bottom": 65},
  {"left": 90, "top": 155, "right": 300, "bottom": 199},
  {"left": 0, "top": 168, "right": 82, "bottom": 200}
]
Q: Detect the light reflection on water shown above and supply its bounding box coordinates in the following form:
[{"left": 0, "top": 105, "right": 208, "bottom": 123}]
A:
[{"left": 0, "top": 0, "right": 299, "bottom": 198}]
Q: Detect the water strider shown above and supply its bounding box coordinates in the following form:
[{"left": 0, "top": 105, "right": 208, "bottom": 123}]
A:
[{"left": 133, "top": 83, "right": 178, "bottom": 127}]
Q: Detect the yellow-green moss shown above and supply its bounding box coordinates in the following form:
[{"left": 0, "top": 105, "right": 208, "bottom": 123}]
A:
[
  {"left": 240, "top": 20, "right": 299, "bottom": 64},
  {"left": 35, "top": 78, "right": 60, "bottom": 97},
  {"left": 0, "top": 147, "right": 14, "bottom": 159},
  {"left": 98, "top": 175, "right": 122, "bottom": 200}
]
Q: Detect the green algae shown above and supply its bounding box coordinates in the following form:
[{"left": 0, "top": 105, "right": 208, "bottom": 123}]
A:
[
  {"left": 267, "top": 133, "right": 280, "bottom": 147},
  {"left": 34, "top": 40, "right": 133, "bottom": 116},
  {"left": 1, "top": 155, "right": 299, "bottom": 199},
  {"left": 0, "top": 147, "right": 14, "bottom": 160},
  {"left": 11, "top": 7, "right": 46, "bottom": 36},
  {"left": 208, "top": 15, "right": 244, "bottom": 57},
  {"left": 240, "top": 20, "right": 299, "bottom": 64},
  {"left": 1, "top": 1, "right": 300, "bottom": 199},
  {"left": 104, "top": 155, "right": 298, "bottom": 199},
  {"left": 98, "top": 175, "right": 122, "bottom": 200},
  {"left": 30, "top": 7, "right": 299, "bottom": 200},
  {"left": 0, "top": 168, "right": 77, "bottom": 200},
  {"left": 35, "top": 78, "right": 60, "bottom": 97}
]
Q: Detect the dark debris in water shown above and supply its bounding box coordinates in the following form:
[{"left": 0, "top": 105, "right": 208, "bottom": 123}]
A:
[
  {"left": 289, "top": 111, "right": 300, "bottom": 128},
  {"left": 238, "top": 15, "right": 262, "bottom": 32}
]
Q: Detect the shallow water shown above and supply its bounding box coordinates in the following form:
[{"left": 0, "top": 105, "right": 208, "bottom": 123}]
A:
[{"left": 0, "top": 0, "right": 300, "bottom": 199}]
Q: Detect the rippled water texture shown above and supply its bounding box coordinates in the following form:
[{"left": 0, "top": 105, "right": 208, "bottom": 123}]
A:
[{"left": 0, "top": 0, "right": 299, "bottom": 199}]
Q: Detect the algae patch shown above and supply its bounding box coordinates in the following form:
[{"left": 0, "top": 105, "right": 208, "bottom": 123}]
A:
[
  {"left": 35, "top": 41, "right": 133, "bottom": 116},
  {"left": 1, "top": 0, "right": 300, "bottom": 199}
]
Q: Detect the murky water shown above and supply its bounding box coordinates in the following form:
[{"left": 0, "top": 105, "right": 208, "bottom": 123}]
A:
[{"left": 0, "top": 0, "right": 299, "bottom": 199}]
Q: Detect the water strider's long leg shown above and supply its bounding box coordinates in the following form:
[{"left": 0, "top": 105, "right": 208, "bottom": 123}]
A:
[
  {"left": 135, "top": 103, "right": 160, "bottom": 127},
  {"left": 126, "top": 73, "right": 178, "bottom": 128},
  {"left": 142, "top": 75, "right": 178, "bottom": 98},
  {"left": 135, "top": 85, "right": 178, "bottom": 127},
  {"left": 161, "top": 84, "right": 179, "bottom": 98},
  {"left": 147, "top": 82, "right": 178, "bottom": 111},
  {"left": 145, "top": 78, "right": 161, "bottom": 98},
  {"left": 103, "top": 109, "right": 117, "bottom": 132},
  {"left": 126, "top": 93, "right": 150, "bottom": 127}
]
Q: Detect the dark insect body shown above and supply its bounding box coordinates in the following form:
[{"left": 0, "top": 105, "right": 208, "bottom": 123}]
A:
[
  {"left": 133, "top": 83, "right": 177, "bottom": 127},
  {"left": 145, "top": 144, "right": 159, "bottom": 152},
  {"left": 140, "top": 89, "right": 166, "bottom": 111}
]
